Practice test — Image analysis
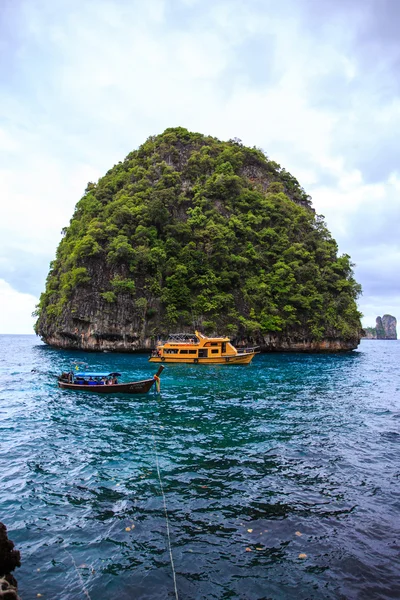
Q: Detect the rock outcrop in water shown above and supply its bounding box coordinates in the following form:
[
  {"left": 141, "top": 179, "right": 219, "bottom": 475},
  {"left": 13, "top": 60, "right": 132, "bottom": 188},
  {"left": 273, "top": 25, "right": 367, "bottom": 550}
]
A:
[
  {"left": 0, "top": 523, "right": 21, "bottom": 598},
  {"left": 362, "top": 315, "right": 397, "bottom": 339},
  {"left": 35, "top": 128, "right": 362, "bottom": 352}
]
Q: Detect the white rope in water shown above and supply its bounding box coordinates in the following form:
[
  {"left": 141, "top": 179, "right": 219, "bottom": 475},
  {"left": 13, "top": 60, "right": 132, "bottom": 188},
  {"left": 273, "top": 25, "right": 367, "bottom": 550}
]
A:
[
  {"left": 152, "top": 432, "right": 179, "bottom": 600},
  {"left": 64, "top": 548, "right": 92, "bottom": 600}
]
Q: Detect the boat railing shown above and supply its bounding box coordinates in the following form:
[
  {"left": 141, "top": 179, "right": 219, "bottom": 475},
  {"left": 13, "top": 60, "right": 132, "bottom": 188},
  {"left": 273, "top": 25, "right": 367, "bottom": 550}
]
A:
[
  {"left": 237, "top": 346, "right": 259, "bottom": 354},
  {"left": 163, "top": 334, "right": 198, "bottom": 344}
]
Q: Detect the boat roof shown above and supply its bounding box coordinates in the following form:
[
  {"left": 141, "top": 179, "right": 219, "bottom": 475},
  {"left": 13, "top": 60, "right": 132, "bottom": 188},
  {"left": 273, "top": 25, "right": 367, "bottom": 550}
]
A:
[
  {"left": 163, "top": 331, "right": 230, "bottom": 343},
  {"left": 195, "top": 330, "right": 230, "bottom": 340},
  {"left": 74, "top": 372, "right": 121, "bottom": 378}
]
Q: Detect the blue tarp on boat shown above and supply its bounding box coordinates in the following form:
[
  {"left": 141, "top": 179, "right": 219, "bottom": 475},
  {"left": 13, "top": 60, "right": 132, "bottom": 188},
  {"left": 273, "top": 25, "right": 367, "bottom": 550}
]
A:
[{"left": 74, "top": 372, "right": 121, "bottom": 378}]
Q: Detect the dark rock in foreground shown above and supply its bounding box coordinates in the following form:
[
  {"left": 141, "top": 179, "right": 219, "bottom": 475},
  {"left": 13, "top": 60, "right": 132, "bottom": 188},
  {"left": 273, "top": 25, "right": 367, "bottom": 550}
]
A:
[
  {"left": 0, "top": 523, "right": 21, "bottom": 597},
  {"left": 0, "top": 578, "right": 20, "bottom": 600}
]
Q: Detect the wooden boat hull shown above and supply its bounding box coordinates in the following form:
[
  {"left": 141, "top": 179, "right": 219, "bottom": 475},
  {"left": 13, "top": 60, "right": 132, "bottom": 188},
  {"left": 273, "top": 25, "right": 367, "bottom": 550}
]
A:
[
  {"left": 58, "top": 366, "right": 164, "bottom": 394},
  {"left": 58, "top": 378, "right": 156, "bottom": 394},
  {"left": 148, "top": 352, "right": 256, "bottom": 365}
]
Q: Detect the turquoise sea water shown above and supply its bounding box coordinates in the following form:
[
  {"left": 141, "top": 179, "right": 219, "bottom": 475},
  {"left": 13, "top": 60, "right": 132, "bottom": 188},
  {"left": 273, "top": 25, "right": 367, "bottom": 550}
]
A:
[{"left": 1, "top": 335, "right": 399, "bottom": 600}]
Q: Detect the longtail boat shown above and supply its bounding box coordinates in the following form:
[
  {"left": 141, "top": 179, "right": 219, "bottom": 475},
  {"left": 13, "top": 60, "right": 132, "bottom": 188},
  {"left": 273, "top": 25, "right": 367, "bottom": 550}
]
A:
[
  {"left": 58, "top": 366, "right": 164, "bottom": 394},
  {"left": 149, "top": 331, "right": 258, "bottom": 365}
]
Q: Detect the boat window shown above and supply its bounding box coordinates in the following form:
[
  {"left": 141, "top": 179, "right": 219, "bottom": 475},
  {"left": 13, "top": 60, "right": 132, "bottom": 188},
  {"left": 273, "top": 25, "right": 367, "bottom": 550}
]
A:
[
  {"left": 198, "top": 349, "right": 208, "bottom": 358},
  {"left": 211, "top": 349, "right": 219, "bottom": 354},
  {"left": 188, "top": 350, "right": 197, "bottom": 354},
  {"left": 179, "top": 350, "right": 188, "bottom": 354}
]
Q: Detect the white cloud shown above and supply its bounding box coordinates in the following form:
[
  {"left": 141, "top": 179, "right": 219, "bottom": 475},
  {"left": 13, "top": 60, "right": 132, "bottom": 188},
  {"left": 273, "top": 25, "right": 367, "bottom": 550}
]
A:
[
  {"left": 0, "top": 279, "right": 38, "bottom": 334},
  {"left": 0, "top": 159, "right": 101, "bottom": 255},
  {"left": 0, "top": 127, "right": 19, "bottom": 152},
  {"left": 360, "top": 297, "right": 399, "bottom": 329}
]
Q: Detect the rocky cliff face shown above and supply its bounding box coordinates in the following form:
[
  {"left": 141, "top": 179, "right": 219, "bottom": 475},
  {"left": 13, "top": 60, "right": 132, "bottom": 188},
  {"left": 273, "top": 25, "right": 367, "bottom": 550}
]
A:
[
  {"left": 35, "top": 128, "right": 362, "bottom": 352},
  {"left": 38, "top": 262, "right": 359, "bottom": 352},
  {"left": 42, "top": 321, "right": 359, "bottom": 353},
  {"left": 377, "top": 315, "right": 397, "bottom": 339}
]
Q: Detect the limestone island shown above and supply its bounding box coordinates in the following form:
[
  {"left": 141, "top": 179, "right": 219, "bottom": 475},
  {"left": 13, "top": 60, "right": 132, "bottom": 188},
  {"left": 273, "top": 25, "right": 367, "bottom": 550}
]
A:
[
  {"left": 362, "top": 315, "right": 397, "bottom": 340},
  {"left": 35, "top": 128, "right": 362, "bottom": 352}
]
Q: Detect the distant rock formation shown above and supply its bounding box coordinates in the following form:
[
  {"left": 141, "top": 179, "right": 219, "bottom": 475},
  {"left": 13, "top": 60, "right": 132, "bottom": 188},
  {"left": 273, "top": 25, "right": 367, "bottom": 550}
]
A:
[
  {"left": 362, "top": 315, "right": 397, "bottom": 339},
  {"left": 379, "top": 315, "right": 397, "bottom": 339},
  {"left": 362, "top": 327, "right": 376, "bottom": 339}
]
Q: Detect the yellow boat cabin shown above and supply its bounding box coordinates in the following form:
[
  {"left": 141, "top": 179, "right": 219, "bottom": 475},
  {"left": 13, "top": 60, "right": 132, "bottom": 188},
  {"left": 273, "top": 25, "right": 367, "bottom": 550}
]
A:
[{"left": 149, "top": 331, "right": 258, "bottom": 365}]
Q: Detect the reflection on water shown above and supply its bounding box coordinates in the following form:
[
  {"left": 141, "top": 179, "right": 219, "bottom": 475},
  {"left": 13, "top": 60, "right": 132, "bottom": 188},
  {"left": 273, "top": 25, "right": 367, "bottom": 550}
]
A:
[{"left": 1, "top": 336, "right": 399, "bottom": 599}]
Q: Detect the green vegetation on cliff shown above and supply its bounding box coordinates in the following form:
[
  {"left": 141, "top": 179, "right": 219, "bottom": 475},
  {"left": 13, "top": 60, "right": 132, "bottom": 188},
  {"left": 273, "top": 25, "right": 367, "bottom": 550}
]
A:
[{"left": 35, "top": 127, "right": 362, "bottom": 343}]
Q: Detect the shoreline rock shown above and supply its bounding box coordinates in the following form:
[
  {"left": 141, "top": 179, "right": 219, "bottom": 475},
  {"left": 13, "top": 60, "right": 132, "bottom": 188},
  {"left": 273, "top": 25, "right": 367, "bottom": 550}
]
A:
[
  {"left": 0, "top": 523, "right": 21, "bottom": 599},
  {"left": 40, "top": 330, "right": 359, "bottom": 353}
]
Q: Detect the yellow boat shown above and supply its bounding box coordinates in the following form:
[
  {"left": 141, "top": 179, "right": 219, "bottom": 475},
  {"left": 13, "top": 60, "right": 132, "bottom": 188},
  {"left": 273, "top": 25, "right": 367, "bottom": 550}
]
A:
[{"left": 149, "top": 331, "right": 258, "bottom": 365}]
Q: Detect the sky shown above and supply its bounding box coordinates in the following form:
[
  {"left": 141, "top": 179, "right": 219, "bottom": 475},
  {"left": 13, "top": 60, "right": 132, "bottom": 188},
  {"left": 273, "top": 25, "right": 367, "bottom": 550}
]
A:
[{"left": 1, "top": 0, "right": 399, "bottom": 334}]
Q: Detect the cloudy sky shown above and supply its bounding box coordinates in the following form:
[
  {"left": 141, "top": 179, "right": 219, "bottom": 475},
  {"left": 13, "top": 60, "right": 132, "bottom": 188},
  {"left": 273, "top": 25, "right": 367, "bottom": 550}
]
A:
[{"left": 1, "top": 0, "right": 399, "bottom": 334}]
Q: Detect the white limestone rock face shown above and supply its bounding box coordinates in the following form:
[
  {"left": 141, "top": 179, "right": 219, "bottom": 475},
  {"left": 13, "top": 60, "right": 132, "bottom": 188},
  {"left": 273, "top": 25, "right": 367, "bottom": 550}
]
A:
[{"left": 380, "top": 315, "right": 397, "bottom": 339}]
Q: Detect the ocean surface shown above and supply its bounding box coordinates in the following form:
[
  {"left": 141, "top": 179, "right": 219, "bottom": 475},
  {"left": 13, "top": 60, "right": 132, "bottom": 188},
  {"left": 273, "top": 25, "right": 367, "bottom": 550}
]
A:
[{"left": 0, "top": 335, "right": 399, "bottom": 600}]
